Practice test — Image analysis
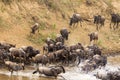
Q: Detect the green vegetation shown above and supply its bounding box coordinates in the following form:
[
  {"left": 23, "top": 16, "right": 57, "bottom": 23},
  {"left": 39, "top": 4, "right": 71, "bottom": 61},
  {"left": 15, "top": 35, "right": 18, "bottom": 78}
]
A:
[
  {"left": 97, "top": 40, "right": 102, "bottom": 46},
  {"left": 27, "top": 32, "right": 56, "bottom": 45},
  {"left": 27, "top": 33, "right": 47, "bottom": 45},
  {"left": 48, "top": 32, "right": 56, "bottom": 40}
]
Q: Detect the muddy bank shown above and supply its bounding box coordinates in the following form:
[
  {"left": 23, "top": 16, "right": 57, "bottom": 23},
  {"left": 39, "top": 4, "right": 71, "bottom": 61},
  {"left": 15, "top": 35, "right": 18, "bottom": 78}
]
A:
[{"left": 102, "top": 49, "right": 120, "bottom": 56}]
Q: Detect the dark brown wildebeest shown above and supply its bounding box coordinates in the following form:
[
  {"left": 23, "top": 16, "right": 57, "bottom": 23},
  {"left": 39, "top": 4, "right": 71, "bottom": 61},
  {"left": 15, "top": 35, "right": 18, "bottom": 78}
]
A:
[
  {"left": 53, "top": 49, "right": 70, "bottom": 64},
  {"left": 94, "top": 15, "right": 105, "bottom": 31},
  {"left": 55, "top": 42, "right": 65, "bottom": 51},
  {"left": 110, "top": 13, "right": 120, "bottom": 30},
  {"left": 69, "top": 13, "right": 83, "bottom": 28},
  {"left": 87, "top": 44, "right": 102, "bottom": 55},
  {"left": 21, "top": 46, "right": 40, "bottom": 60},
  {"left": 88, "top": 32, "right": 98, "bottom": 44},
  {"left": 43, "top": 37, "right": 56, "bottom": 54},
  {"left": 55, "top": 34, "right": 64, "bottom": 44},
  {"left": 43, "top": 43, "right": 56, "bottom": 54},
  {"left": 45, "top": 37, "right": 56, "bottom": 45},
  {"left": 71, "top": 49, "right": 85, "bottom": 65},
  {"left": 81, "top": 59, "right": 97, "bottom": 72},
  {"left": 60, "top": 28, "right": 70, "bottom": 40},
  {"left": 65, "top": 43, "right": 84, "bottom": 52},
  {"left": 0, "top": 42, "right": 16, "bottom": 52},
  {"left": 9, "top": 48, "right": 26, "bottom": 63},
  {"left": 33, "top": 66, "right": 65, "bottom": 78},
  {"left": 30, "top": 23, "right": 39, "bottom": 34},
  {"left": 4, "top": 61, "right": 24, "bottom": 75},
  {"left": 93, "top": 54, "right": 107, "bottom": 67},
  {"left": 0, "top": 49, "right": 10, "bottom": 63},
  {"left": 47, "top": 53, "right": 56, "bottom": 64},
  {"left": 33, "top": 54, "right": 49, "bottom": 66}
]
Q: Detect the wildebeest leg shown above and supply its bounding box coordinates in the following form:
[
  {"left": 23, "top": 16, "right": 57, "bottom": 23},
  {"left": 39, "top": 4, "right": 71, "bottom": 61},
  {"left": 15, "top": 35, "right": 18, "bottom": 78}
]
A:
[
  {"left": 8, "top": 67, "right": 11, "bottom": 71},
  {"left": 77, "top": 57, "right": 81, "bottom": 65},
  {"left": 19, "top": 55, "right": 22, "bottom": 63},
  {"left": 80, "top": 21, "right": 82, "bottom": 27},
  {"left": 113, "top": 23, "right": 116, "bottom": 30},
  {"left": 11, "top": 70, "right": 13, "bottom": 75},
  {"left": 76, "top": 22, "right": 79, "bottom": 28},
  {"left": 110, "top": 22, "right": 113, "bottom": 29},
  {"left": 116, "top": 22, "right": 119, "bottom": 29},
  {"left": 73, "top": 23, "right": 75, "bottom": 28},
  {"left": 43, "top": 47, "right": 45, "bottom": 54},
  {"left": 38, "top": 28, "right": 39, "bottom": 33},
  {"left": 96, "top": 24, "right": 99, "bottom": 31},
  {"left": 100, "top": 24, "right": 103, "bottom": 30}
]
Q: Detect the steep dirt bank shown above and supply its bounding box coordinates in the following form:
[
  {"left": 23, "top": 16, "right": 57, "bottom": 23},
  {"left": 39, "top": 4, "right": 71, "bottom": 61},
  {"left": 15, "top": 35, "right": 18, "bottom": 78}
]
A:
[{"left": 0, "top": 0, "right": 119, "bottom": 53}]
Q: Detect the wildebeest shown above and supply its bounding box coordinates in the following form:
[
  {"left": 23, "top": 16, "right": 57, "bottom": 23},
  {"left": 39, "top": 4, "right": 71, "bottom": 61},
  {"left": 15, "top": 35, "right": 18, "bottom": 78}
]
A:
[
  {"left": 43, "top": 37, "right": 56, "bottom": 54},
  {"left": 69, "top": 13, "right": 83, "bottom": 28},
  {"left": 110, "top": 13, "right": 120, "bottom": 30},
  {"left": 94, "top": 15, "right": 105, "bottom": 30},
  {"left": 43, "top": 44, "right": 56, "bottom": 54},
  {"left": 53, "top": 49, "right": 70, "bottom": 64},
  {"left": 21, "top": 46, "right": 40, "bottom": 60},
  {"left": 93, "top": 54, "right": 107, "bottom": 67},
  {"left": 4, "top": 61, "right": 24, "bottom": 75},
  {"left": 30, "top": 23, "right": 39, "bottom": 34},
  {"left": 95, "top": 68, "right": 120, "bottom": 80},
  {"left": 47, "top": 53, "right": 56, "bottom": 64},
  {"left": 68, "top": 49, "right": 85, "bottom": 65},
  {"left": 33, "top": 54, "right": 49, "bottom": 66},
  {"left": 88, "top": 32, "right": 98, "bottom": 44},
  {"left": 87, "top": 44, "right": 101, "bottom": 55},
  {"left": 55, "top": 34, "right": 64, "bottom": 44},
  {"left": 45, "top": 37, "right": 56, "bottom": 45},
  {"left": 81, "top": 59, "right": 97, "bottom": 72},
  {"left": 9, "top": 48, "right": 26, "bottom": 63},
  {"left": 0, "top": 42, "right": 16, "bottom": 52},
  {"left": 55, "top": 42, "right": 65, "bottom": 51},
  {"left": 60, "top": 28, "right": 70, "bottom": 40},
  {"left": 33, "top": 66, "right": 65, "bottom": 78},
  {"left": 65, "top": 43, "right": 84, "bottom": 52},
  {"left": 0, "top": 49, "right": 10, "bottom": 62}
]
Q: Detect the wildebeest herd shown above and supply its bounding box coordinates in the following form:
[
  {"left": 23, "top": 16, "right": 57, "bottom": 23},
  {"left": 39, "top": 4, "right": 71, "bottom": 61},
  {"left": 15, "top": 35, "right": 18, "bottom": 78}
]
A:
[
  {"left": 69, "top": 13, "right": 120, "bottom": 30},
  {"left": 0, "top": 12, "right": 120, "bottom": 80}
]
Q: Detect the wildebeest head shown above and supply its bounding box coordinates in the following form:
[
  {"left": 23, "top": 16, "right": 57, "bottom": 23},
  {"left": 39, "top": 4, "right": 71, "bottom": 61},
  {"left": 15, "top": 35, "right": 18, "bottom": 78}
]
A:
[
  {"left": 69, "top": 18, "right": 73, "bottom": 26},
  {"left": 56, "top": 66, "right": 65, "bottom": 73}
]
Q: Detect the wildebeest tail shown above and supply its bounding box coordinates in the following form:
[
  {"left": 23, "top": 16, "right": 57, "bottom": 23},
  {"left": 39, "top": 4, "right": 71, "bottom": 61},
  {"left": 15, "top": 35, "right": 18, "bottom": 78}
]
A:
[
  {"left": 33, "top": 67, "right": 39, "bottom": 74},
  {"left": 33, "top": 70, "right": 38, "bottom": 74}
]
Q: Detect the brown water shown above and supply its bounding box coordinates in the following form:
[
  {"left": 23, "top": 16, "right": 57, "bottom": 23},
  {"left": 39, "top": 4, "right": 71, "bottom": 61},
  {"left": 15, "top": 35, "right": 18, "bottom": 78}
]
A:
[{"left": 0, "top": 73, "right": 57, "bottom": 80}]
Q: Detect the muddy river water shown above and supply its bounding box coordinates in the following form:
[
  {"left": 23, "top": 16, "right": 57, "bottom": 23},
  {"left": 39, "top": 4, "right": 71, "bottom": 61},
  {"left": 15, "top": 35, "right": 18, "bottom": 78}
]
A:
[{"left": 0, "top": 55, "right": 120, "bottom": 80}]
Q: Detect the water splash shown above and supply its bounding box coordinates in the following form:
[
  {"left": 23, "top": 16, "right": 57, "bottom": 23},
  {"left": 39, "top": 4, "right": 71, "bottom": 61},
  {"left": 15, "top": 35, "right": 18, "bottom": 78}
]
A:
[{"left": 0, "top": 55, "right": 119, "bottom": 80}]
